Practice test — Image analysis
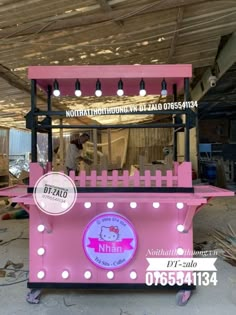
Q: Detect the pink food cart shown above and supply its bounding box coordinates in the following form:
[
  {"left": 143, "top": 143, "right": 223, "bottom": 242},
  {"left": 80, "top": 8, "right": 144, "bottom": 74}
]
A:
[{"left": 0, "top": 65, "right": 234, "bottom": 306}]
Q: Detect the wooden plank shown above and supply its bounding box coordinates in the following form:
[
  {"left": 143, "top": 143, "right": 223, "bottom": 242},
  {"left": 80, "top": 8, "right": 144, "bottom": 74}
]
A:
[
  {"left": 168, "top": 8, "right": 184, "bottom": 63},
  {"left": 93, "top": 128, "right": 98, "bottom": 166},
  {"left": 0, "top": 0, "right": 211, "bottom": 37},
  {"left": 97, "top": 0, "right": 123, "bottom": 26},
  {"left": 0, "top": 64, "right": 95, "bottom": 126},
  {"left": 107, "top": 128, "right": 112, "bottom": 165}
]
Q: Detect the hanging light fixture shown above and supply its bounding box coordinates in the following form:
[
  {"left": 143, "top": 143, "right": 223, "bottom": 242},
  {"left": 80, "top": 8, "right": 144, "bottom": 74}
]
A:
[
  {"left": 161, "top": 79, "right": 167, "bottom": 97},
  {"left": 53, "top": 80, "right": 60, "bottom": 97},
  {"left": 117, "top": 79, "right": 124, "bottom": 96},
  {"left": 95, "top": 79, "right": 102, "bottom": 97},
  {"left": 75, "top": 79, "right": 82, "bottom": 97},
  {"left": 139, "top": 78, "right": 146, "bottom": 96}
]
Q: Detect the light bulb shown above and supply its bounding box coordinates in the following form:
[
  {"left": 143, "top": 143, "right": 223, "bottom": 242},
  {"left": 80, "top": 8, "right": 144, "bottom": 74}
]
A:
[
  {"left": 161, "top": 79, "right": 167, "bottom": 97},
  {"left": 37, "top": 247, "right": 45, "bottom": 256},
  {"left": 84, "top": 271, "right": 92, "bottom": 279},
  {"left": 176, "top": 202, "right": 184, "bottom": 209},
  {"left": 53, "top": 80, "right": 60, "bottom": 97},
  {"left": 107, "top": 202, "right": 114, "bottom": 209},
  {"left": 117, "top": 89, "right": 124, "bottom": 96},
  {"left": 37, "top": 225, "right": 45, "bottom": 232},
  {"left": 139, "top": 89, "right": 146, "bottom": 96},
  {"left": 139, "top": 79, "right": 146, "bottom": 96},
  {"left": 130, "top": 202, "right": 137, "bottom": 209},
  {"left": 62, "top": 270, "right": 69, "bottom": 279},
  {"left": 177, "top": 247, "right": 184, "bottom": 255},
  {"left": 95, "top": 79, "right": 102, "bottom": 97},
  {"left": 53, "top": 89, "right": 60, "bottom": 97},
  {"left": 107, "top": 271, "right": 114, "bottom": 279},
  {"left": 117, "top": 79, "right": 124, "bottom": 96},
  {"left": 84, "top": 202, "right": 91, "bottom": 208},
  {"left": 130, "top": 271, "right": 137, "bottom": 279},
  {"left": 75, "top": 79, "right": 82, "bottom": 97},
  {"left": 75, "top": 89, "right": 82, "bottom": 97},
  {"left": 95, "top": 89, "right": 102, "bottom": 97},
  {"left": 37, "top": 271, "right": 45, "bottom": 279},
  {"left": 177, "top": 224, "right": 184, "bottom": 232},
  {"left": 152, "top": 202, "right": 160, "bottom": 209},
  {"left": 161, "top": 89, "right": 167, "bottom": 97}
]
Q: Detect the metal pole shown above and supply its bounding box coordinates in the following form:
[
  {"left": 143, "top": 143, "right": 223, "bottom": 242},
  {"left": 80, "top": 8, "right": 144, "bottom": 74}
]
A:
[
  {"left": 93, "top": 129, "right": 98, "bottom": 166},
  {"left": 38, "top": 123, "right": 185, "bottom": 129},
  {"left": 33, "top": 109, "right": 186, "bottom": 117},
  {"left": 31, "top": 79, "right": 37, "bottom": 162},
  {"left": 59, "top": 118, "right": 64, "bottom": 170},
  {"left": 173, "top": 84, "right": 177, "bottom": 161},
  {"left": 47, "top": 85, "right": 53, "bottom": 163},
  {"left": 107, "top": 129, "right": 112, "bottom": 166},
  {"left": 184, "top": 78, "right": 190, "bottom": 161}
]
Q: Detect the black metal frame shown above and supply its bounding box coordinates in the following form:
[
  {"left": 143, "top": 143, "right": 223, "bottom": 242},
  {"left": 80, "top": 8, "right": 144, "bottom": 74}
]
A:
[
  {"left": 27, "top": 187, "right": 194, "bottom": 193},
  {"left": 28, "top": 282, "right": 196, "bottom": 290},
  {"left": 28, "top": 76, "right": 196, "bottom": 294},
  {"left": 30, "top": 78, "right": 193, "bottom": 164}
]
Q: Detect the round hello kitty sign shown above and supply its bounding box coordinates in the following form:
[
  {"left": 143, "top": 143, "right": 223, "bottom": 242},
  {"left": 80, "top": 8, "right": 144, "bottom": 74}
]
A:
[{"left": 83, "top": 212, "right": 137, "bottom": 269}]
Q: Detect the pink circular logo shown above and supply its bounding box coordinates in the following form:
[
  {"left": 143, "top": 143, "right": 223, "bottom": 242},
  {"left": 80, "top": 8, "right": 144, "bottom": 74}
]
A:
[
  {"left": 33, "top": 172, "right": 77, "bottom": 216},
  {"left": 83, "top": 212, "right": 137, "bottom": 269}
]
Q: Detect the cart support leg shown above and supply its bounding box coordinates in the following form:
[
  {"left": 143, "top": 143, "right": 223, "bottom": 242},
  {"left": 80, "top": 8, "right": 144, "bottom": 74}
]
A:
[{"left": 26, "top": 289, "right": 42, "bottom": 304}]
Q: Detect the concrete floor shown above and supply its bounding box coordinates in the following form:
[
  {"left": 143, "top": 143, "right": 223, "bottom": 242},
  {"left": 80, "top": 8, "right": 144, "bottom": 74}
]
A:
[{"left": 0, "top": 196, "right": 236, "bottom": 315}]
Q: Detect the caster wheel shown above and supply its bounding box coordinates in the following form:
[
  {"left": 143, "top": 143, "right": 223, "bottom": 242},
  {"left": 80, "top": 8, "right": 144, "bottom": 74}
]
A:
[
  {"left": 176, "top": 290, "right": 192, "bottom": 306},
  {"left": 26, "top": 289, "right": 42, "bottom": 304}
]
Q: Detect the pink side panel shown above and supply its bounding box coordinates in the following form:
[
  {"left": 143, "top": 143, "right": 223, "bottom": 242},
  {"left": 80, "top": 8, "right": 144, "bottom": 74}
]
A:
[
  {"left": 144, "top": 170, "right": 151, "bottom": 187},
  {"left": 28, "top": 65, "right": 192, "bottom": 96},
  {"left": 112, "top": 170, "right": 119, "bottom": 186},
  {"left": 155, "top": 171, "right": 162, "bottom": 186},
  {"left": 28, "top": 65, "right": 192, "bottom": 79},
  {"left": 133, "top": 171, "right": 140, "bottom": 187},
  {"left": 177, "top": 162, "right": 192, "bottom": 187},
  {"left": 22, "top": 163, "right": 233, "bottom": 286},
  {"left": 29, "top": 202, "right": 194, "bottom": 284},
  {"left": 0, "top": 185, "right": 27, "bottom": 197},
  {"left": 194, "top": 185, "right": 235, "bottom": 197},
  {"left": 29, "top": 163, "right": 44, "bottom": 186}
]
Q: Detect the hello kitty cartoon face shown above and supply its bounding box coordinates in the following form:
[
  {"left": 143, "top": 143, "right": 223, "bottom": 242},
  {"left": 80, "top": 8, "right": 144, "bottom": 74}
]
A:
[{"left": 100, "top": 226, "right": 119, "bottom": 241}]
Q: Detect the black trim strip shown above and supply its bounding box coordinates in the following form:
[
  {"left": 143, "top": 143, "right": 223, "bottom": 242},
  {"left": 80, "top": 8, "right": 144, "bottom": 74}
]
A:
[
  {"left": 38, "top": 123, "right": 185, "bottom": 130},
  {"left": 27, "top": 187, "right": 194, "bottom": 193},
  {"left": 28, "top": 282, "right": 196, "bottom": 290},
  {"left": 34, "top": 110, "right": 187, "bottom": 117}
]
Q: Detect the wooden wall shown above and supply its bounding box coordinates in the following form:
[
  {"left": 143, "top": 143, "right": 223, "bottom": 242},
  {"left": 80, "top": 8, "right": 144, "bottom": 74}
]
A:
[
  {"left": 102, "top": 128, "right": 173, "bottom": 170},
  {"left": 53, "top": 128, "right": 173, "bottom": 172}
]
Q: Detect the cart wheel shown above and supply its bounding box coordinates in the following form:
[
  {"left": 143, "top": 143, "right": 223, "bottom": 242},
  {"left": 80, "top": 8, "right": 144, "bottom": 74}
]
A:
[
  {"left": 176, "top": 290, "right": 192, "bottom": 306},
  {"left": 26, "top": 289, "right": 42, "bottom": 304}
]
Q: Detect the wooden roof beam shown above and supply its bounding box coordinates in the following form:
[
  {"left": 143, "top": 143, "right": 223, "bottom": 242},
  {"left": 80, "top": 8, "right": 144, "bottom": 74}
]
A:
[
  {"left": 191, "top": 32, "right": 236, "bottom": 101},
  {"left": 0, "top": 64, "right": 96, "bottom": 126},
  {"left": 168, "top": 8, "right": 184, "bottom": 63},
  {"left": 0, "top": 0, "right": 212, "bottom": 38},
  {"left": 97, "top": 0, "right": 123, "bottom": 27}
]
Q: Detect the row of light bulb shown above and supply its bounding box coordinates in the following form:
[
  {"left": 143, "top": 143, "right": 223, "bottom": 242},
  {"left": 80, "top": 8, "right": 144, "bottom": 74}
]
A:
[
  {"left": 52, "top": 79, "right": 168, "bottom": 98},
  {"left": 36, "top": 246, "right": 186, "bottom": 280},
  {"left": 37, "top": 269, "right": 138, "bottom": 280},
  {"left": 82, "top": 201, "right": 184, "bottom": 210},
  {"left": 37, "top": 223, "right": 185, "bottom": 235},
  {"left": 37, "top": 201, "right": 184, "bottom": 212}
]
